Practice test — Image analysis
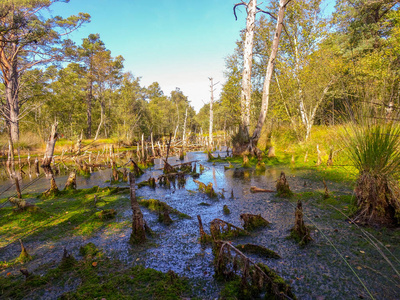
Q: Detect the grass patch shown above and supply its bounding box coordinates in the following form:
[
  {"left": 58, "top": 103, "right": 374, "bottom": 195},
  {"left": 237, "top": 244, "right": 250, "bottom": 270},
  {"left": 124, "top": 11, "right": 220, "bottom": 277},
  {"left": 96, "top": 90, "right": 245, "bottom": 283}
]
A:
[{"left": 0, "top": 186, "right": 130, "bottom": 249}]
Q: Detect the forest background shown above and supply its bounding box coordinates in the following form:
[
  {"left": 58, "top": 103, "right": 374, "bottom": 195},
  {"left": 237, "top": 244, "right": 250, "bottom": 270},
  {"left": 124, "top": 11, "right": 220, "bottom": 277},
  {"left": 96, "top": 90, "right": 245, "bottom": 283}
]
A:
[{"left": 0, "top": 0, "right": 399, "bottom": 152}]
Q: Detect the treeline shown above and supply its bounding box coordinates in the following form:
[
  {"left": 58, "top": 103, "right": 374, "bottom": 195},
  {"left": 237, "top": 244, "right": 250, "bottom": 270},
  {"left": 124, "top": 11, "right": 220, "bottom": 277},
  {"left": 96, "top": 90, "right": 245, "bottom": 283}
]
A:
[
  {"left": 21, "top": 44, "right": 199, "bottom": 142},
  {"left": 2, "top": 0, "right": 399, "bottom": 147},
  {"left": 215, "top": 0, "right": 400, "bottom": 143},
  {"left": 0, "top": 1, "right": 206, "bottom": 145}
]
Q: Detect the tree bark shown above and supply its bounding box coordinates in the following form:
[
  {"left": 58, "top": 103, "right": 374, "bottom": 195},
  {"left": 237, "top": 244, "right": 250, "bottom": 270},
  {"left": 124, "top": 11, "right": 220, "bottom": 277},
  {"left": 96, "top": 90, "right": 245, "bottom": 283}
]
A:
[
  {"left": 86, "top": 80, "right": 93, "bottom": 139},
  {"left": 94, "top": 98, "right": 105, "bottom": 141},
  {"left": 4, "top": 43, "right": 20, "bottom": 143},
  {"left": 239, "top": 0, "right": 257, "bottom": 142},
  {"left": 209, "top": 77, "right": 214, "bottom": 149},
  {"left": 42, "top": 121, "right": 58, "bottom": 167},
  {"left": 129, "top": 172, "right": 146, "bottom": 244},
  {"left": 250, "top": 0, "right": 290, "bottom": 147}
]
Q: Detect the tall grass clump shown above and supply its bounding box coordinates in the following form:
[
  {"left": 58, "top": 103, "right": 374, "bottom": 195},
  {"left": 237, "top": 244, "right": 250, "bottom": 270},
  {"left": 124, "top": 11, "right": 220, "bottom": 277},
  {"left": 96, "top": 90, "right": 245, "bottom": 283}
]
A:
[{"left": 341, "top": 111, "right": 400, "bottom": 226}]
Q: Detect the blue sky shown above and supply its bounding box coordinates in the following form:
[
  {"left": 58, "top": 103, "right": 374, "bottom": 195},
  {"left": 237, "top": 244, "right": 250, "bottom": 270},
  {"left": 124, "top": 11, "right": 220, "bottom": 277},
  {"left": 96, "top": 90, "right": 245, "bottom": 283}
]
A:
[
  {"left": 47, "top": 0, "right": 335, "bottom": 112},
  {"left": 47, "top": 0, "right": 248, "bottom": 112}
]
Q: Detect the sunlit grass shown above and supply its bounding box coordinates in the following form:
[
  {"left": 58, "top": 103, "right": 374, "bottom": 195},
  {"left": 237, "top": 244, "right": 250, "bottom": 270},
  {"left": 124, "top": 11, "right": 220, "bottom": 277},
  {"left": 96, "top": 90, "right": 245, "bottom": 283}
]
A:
[{"left": 0, "top": 187, "right": 130, "bottom": 248}]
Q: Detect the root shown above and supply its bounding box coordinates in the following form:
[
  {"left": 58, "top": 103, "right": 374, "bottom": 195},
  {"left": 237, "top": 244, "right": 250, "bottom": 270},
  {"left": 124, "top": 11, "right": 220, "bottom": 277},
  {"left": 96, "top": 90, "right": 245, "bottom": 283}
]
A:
[
  {"left": 214, "top": 241, "right": 296, "bottom": 299},
  {"left": 210, "top": 218, "right": 249, "bottom": 240},
  {"left": 240, "top": 213, "right": 270, "bottom": 230}
]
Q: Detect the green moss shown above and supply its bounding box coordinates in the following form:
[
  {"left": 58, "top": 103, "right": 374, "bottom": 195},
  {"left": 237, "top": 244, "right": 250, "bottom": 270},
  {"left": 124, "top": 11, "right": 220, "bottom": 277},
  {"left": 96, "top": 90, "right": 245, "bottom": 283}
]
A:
[
  {"left": 235, "top": 244, "right": 280, "bottom": 259},
  {"left": 139, "top": 199, "right": 191, "bottom": 220},
  {"left": 223, "top": 205, "right": 230, "bottom": 215},
  {"left": 95, "top": 209, "right": 116, "bottom": 220},
  {"left": 195, "top": 180, "right": 218, "bottom": 198},
  {"left": 240, "top": 214, "right": 270, "bottom": 231},
  {"left": 0, "top": 248, "right": 193, "bottom": 300},
  {"left": 79, "top": 243, "right": 101, "bottom": 259},
  {"left": 0, "top": 187, "right": 130, "bottom": 245}
]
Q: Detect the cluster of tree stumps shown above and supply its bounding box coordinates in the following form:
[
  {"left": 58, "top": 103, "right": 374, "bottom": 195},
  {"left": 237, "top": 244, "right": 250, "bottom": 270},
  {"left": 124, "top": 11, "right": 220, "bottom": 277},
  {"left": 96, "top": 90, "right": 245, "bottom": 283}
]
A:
[{"left": 195, "top": 211, "right": 297, "bottom": 299}]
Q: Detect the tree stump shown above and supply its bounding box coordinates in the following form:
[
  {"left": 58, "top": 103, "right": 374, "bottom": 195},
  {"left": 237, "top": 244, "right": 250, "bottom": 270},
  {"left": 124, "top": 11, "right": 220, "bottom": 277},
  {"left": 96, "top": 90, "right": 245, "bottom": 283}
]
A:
[
  {"left": 223, "top": 205, "right": 230, "bottom": 215},
  {"left": 327, "top": 147, "right": 333, "bottom": 166},
  {"left": 18, "top": 240, "right": 32, "bottom": 263},
  {"left": 242, "top": 155, "right": 250, "bottom": 168},
  {"left": 240, "top": 213, "right": 270, "bottom": 230},
  {"left": 42, "top": 121, "right": 58, "bottom": 167},
  {"left": 276, "top": 172, "right": 293, "bottom": 197},
  {"left": 34, "top": 158, "right": 40, "bottom": 175},
  {"left": 290, "top": 200, "right": 312, "bottom": 246},
  {"left": 323, "top": 179, "right": 330, "bottom": 199},
  {"left": 9, "top": 197, "right": 38, "bottom": 212},
  {"left": 267, "top": 146, "right": 275, "bottom": 158},
  {"left": 129, "top": 173, "right": 146, "bottom": 244},
  {"left": 60, "top": 248, "right": 77, "bottom": 270},
  {"left": 210, "top": 218, "right": 248, "bottom": 240},
  {"left": 20, "top": 268, "right": 32, "bottom": 280},
  {"left": 159, "top": 208, "right": 173, "bottom": 225},
  {"left": 42, "top": 174, "right": 59, "bottom": 197},
  {"left": 64, "top": 171, "right": 77, "bottom": 190},
  {"left": 130, "top": 159, "right": 144, "bottom": 177}
]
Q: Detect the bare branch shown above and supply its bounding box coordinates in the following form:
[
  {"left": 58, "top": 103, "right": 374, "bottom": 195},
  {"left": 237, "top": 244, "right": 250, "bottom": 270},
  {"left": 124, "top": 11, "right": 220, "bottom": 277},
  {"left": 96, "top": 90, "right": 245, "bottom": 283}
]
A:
[
  {"left": 233, "top": 1, "right": 247, "bottom": 21},
  {"left": 256, "top": 6, "right": 276, "bottom": 20}
]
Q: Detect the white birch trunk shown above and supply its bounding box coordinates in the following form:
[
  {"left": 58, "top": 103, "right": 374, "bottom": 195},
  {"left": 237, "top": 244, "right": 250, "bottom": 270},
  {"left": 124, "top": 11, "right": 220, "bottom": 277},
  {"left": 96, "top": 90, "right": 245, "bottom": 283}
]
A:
[
  {"left": 182, "top": 108, "right": 188, "bottom": 147},
  {"left": 240, "top": 0, "right": 257, "bottom": 139},
  {"left": 251, "top": 0, "right": 290, "bottom": 146},
  {"left": 209, "top": 78, "right": 214, "bottom": 149}
]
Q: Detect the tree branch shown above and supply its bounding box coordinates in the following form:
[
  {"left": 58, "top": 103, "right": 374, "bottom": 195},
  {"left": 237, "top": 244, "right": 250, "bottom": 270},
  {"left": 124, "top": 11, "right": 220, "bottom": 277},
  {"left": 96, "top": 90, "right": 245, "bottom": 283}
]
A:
[{"left": 233, "top": 1, "right": 247, "bottom": 21}]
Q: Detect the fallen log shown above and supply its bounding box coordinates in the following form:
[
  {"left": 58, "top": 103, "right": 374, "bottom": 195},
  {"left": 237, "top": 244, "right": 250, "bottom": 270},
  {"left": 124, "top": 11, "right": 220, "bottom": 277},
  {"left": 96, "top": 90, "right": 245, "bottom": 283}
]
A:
[{"left": 250, "top": 186, "right": 274, "bottom": 193}]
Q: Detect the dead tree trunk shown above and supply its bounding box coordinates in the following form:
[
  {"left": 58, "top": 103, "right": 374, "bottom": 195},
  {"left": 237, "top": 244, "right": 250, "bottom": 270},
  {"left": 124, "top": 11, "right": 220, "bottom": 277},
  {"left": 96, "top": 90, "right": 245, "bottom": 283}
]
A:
[
  {"left": 290, "top": 200, "right": 312, "bottom": 245},
  {"left": 182, "top": 108, "right": 188, "bottom": 147},
  {"left": 209, "top": 77, "right": 216, "bottom": 150},
  {"left": 276, "top": 171, "right": 293, "bottom": 197},
  {"left": 151, "top": 132, "right": 155, "bottom": 157},
  {"left": 235, "top": 0, "right": 257, "bottom": 145},
  {"left": 42, "top": 121, "right": 58, "bottom": 167},
  {"left": 64, "top": 171, "right": 77, "bottom": 190},
  {"left": 14, "top": 176, "right": 21, "bottom": 198},
  {"left": 197, "top": 215, "right": 209, "bottom": 242},
  {"left": 42, "top": 167, "right": 59, "bottom": 197},
  {"left": 250, "top": 0, "right": 291, "bottom": 150},
  {"left": 129, "top": 172, "right": 146, "bottom": 244}
]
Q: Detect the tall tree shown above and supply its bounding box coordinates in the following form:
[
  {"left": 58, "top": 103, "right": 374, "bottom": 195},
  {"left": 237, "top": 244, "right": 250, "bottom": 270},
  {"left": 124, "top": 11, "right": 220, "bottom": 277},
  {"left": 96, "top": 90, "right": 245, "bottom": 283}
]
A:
[
  {"left": 77, "top": 34, "right": 106, "bottom": 139},
  {"left": 93, "top": 51, "right": 124, "bottom": 140},
  {"left": 234, "top": 0, "right": 257, "bottom": 144},
  {"left": 0, "top": 0, "right": 90, "bottom": 142}
]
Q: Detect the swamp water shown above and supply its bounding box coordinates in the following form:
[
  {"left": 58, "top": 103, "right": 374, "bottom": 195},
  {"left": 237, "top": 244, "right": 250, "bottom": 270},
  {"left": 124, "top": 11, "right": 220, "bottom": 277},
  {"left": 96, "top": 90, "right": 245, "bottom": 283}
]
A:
[{"left": 0, "top": 151, "right": 399, "bottom": 299}]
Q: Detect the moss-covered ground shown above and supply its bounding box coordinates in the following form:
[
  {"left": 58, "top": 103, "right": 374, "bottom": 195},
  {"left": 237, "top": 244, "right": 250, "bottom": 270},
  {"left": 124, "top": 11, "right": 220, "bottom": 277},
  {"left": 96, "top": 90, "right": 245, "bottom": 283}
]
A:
[{"left": 0, "top": 243, "right": 193, "bottom": 299}]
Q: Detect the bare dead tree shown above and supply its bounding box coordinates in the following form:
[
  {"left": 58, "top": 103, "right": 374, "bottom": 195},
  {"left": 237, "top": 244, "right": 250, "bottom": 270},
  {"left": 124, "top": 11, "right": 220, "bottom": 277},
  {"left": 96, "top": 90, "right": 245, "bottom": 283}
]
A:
[{"left": 42, "top": 121, "right": 58, "bottom": 167}]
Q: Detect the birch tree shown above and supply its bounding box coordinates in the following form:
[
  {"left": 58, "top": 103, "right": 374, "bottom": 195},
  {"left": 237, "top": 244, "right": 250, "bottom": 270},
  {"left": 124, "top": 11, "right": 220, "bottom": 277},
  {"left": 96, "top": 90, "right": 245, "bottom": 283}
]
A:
[
  {"left": 276, "top": 0, "right": 339, "bottom": 140},
  {"left": 234, "top": 0, "right": 257, "bottom": 143},
  {"left": 249, "top": 0, "right": 293, "bottom": 151}
]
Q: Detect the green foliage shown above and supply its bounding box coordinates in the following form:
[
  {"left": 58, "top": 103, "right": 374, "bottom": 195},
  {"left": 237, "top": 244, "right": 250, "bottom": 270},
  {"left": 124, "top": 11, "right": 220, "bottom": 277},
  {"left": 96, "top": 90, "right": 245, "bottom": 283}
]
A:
[{"left": 341, "top": 120, "right": 400, "bottom": 178}]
